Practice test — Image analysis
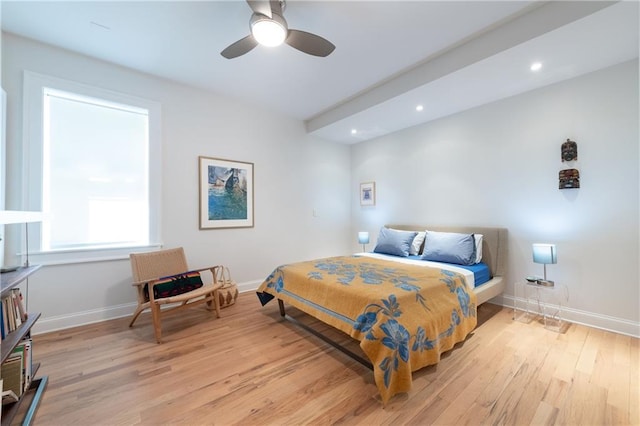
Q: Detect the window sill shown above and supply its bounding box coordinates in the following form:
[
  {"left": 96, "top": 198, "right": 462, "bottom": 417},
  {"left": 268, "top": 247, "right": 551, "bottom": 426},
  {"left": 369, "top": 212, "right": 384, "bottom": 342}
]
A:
[{"left": 24, "top": 244, "right": 163, "bottom": 266}]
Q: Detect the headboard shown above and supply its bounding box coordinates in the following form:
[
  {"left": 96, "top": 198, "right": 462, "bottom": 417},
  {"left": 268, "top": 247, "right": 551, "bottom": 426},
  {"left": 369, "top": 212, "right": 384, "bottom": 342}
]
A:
[{"left": 385, "top": 225, "right": 508, "bottom": 279}]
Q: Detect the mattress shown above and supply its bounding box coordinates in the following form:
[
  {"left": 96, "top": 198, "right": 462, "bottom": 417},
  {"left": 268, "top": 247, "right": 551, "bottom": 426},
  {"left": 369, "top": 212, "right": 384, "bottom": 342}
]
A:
[{"left": 454, "top": 262, "right": 491, "bottom": 287}]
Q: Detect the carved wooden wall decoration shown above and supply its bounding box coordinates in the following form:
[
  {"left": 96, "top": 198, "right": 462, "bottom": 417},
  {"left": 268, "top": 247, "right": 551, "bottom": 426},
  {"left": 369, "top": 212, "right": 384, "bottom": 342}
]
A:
[
  {"left": 561, "top": 139, "right": 578, "bottom": 162},
  {"left": 559, "top": 168, "right": 580, "bottom": 189},
  {"left": 559, "top": 138, "right": 580, "bottom": 189}
]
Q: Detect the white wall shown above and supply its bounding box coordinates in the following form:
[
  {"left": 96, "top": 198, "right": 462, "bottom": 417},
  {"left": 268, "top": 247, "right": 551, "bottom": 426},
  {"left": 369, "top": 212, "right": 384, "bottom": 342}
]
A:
[
  {"left": 0, "top": 12, "right": 5, "bottom": 267},
  {"left": 351, "top": 60, "right": 639, "bottom": 337},
  {"left": 3, "top": 32, "right": 638, "bottom": 338},
  {"left": 2, "top": 33, "right": 352, "bottom": 333}
]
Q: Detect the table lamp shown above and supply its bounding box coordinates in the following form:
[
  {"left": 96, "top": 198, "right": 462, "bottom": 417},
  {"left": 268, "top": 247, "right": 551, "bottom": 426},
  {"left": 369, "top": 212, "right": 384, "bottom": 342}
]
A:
[
  {"left": 358, "top": 231, "right": 369, "bottom": 252},
  {"left": 532, "top": 243, "right": 557, "bottom": 287}
]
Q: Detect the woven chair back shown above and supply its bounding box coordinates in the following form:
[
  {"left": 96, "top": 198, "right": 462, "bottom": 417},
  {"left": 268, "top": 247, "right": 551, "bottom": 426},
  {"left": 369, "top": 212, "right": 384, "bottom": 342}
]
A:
[{"left": 130, "top": 247, "right": 189, "bottom": 282}]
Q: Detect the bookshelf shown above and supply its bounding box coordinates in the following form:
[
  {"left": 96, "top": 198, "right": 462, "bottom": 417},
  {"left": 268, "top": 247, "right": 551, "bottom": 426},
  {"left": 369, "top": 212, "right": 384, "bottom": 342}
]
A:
[{"left": 1, "top": 265, "right": 48, "bottom": 426}]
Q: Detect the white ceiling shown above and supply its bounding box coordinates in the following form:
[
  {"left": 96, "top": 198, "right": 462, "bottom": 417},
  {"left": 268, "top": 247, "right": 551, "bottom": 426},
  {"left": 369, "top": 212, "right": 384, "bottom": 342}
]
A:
[{"left": 2, "top": 1, "right": 638, "bottom": 144}]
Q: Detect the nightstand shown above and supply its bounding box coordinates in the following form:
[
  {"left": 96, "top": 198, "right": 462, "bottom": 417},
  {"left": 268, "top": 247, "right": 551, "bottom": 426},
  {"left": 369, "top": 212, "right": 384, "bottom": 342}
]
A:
[{"left": 513, "top": 280, "right": 569, "bottom": 332}]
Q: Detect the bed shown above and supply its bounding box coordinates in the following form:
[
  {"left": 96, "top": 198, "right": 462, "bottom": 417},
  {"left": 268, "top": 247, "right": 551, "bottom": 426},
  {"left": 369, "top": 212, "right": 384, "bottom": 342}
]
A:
[{"left": 256, "top": 225, "right": 508, "bottom": 403}]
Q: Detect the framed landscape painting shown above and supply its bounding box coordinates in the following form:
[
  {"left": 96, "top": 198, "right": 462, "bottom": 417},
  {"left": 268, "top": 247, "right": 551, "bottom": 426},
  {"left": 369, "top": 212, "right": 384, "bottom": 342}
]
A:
[{"left": 199, "top": 156, "right": 254, "bottom": 229}]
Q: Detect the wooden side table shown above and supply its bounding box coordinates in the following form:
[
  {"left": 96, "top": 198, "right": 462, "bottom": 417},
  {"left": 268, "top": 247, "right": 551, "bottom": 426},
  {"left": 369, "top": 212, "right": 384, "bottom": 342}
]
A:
[{"left": 514, "top": 280, "right": 569, "bottom": 332}]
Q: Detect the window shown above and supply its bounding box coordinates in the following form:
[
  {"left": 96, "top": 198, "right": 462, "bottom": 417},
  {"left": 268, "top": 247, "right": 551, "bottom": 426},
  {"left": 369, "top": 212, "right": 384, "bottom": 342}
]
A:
[{"left": 23, "top": 72, "right": 161, "bottom": 264}]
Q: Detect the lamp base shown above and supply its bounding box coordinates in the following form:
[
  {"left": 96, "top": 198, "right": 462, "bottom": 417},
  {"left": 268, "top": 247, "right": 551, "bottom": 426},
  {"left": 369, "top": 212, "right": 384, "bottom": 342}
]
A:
[{"left": 537, "top": 279, "right": 555, "bottom": 287}]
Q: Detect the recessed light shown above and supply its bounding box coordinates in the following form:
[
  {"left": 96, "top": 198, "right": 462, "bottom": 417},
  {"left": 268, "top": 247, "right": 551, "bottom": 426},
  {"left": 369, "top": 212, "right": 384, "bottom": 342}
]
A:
[
  {"left": 530, "top": 62, "right": 542, "bottom": 72},
  {"left": 416, "top": 105, "right": 424, "bottom": 112},
  {"left": 351, "top": 129, "right": 357, "bottom": 135}
]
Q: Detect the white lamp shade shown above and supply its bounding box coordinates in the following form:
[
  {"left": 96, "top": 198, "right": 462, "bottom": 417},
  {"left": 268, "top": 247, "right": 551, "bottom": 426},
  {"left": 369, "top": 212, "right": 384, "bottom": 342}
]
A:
[
  {"left": 358, "top": 231, "right": 370, "bottom": 245},
  {"left": 0, "top": 210, "right": 44, "bottom": 225},
  {"left": 532, "top": 243, "right": 557, "bottom": 265}
]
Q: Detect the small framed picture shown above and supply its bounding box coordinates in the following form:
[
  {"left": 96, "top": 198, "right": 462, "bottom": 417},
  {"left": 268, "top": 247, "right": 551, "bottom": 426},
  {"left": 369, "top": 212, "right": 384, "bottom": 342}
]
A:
[{"left": 360, "top": 182, "right": 375, "bottom": 206}]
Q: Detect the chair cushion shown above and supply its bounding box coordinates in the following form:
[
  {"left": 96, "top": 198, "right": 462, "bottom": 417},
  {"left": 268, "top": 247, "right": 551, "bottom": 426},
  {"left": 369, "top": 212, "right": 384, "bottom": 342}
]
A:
[{"left": 144, "top": 271, "right": 204, "bottom": 301}]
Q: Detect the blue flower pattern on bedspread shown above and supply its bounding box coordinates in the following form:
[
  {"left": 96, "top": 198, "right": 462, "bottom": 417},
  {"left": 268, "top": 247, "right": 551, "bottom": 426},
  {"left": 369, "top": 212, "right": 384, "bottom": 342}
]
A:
[
  {"left": 355, "top": 289, "right": 474, "bottom": 388},
  {"left": 307, "top": 258, "right": 431, "bottom": 309},
  {"left": 258, "top": 255, "right": 478, "bottom": 401},
  {"left": 264, "top": 269, "right": 285, "bottom": 293}
]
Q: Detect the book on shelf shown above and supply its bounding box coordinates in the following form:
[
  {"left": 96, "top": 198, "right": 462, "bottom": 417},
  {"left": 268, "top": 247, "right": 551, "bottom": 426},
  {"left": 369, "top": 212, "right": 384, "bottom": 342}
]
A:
[
  {"left": 0, "top": 338, "right": 33, "bottom": 402},
  {"left": 1, "top": 288, "right": 27, "bottom": 338},
  {"left": 2, "top": 296, "right": 13, "bottom": 335},
  {"left": 1, "top": 356, "right": 23, "bottom": 399},
  {"left": 16, "top": 339, "right": 32, "bottom": 392},
  {"left": 11, "top": 290, "right": 22, "bottom": 327},
  {"left": 0, "top": 301, "right": 5, "bottom": 339},
  {"left": 12, "top": 289, "right": 27, "bottom": 323},
  {"left": 2, "top": 389, "right": 19, "bottom": 406},
  {"left": 2, "top": 297, "right": 14, "bottom": 334},
  {"left": 1, "top": 378, "right": 19, "bottom": 406}
]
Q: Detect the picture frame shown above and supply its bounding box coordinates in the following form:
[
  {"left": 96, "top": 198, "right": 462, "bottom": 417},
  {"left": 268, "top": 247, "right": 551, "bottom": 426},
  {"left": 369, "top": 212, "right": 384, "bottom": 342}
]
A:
[
  {"left": 199, "top": 156, "right": 254, "bottom": 229},
  {"left": 360, "top": 181, "right": 375, "bottom": 206}
]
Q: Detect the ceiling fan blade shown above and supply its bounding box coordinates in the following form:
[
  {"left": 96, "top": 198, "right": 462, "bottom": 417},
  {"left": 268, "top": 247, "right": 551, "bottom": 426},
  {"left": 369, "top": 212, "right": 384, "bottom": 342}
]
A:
[
  {"left": 246, "top": 0, "right": 272, "bottom": 18},
  {"left": 269, "top": 0, "right": 283, "bottom": 16},
  {"left": 221, "top": 35, "right": 259, "bottom": 59},
  {"left": 286, "top": 29, "right": 335, "bottom": 57}
]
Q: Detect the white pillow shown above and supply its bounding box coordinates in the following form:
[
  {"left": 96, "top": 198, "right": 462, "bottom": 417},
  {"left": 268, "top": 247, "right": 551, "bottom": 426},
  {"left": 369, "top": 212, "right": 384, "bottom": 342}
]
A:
[
  {"left": 410, "top": 231, "right": 426, "bottom": 255},
  {"left": 474, "top": 234, "right": 483, "bottom": 263}
]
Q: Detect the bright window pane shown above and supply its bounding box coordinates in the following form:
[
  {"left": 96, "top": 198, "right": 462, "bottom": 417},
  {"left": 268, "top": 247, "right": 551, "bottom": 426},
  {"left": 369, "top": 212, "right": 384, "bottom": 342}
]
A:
[{"left": 43, "top": 88, "right": 149, "bottom": 250}]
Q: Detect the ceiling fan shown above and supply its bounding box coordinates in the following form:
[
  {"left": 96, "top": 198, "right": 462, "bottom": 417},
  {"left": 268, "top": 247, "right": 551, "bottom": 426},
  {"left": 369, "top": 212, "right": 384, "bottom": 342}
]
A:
[{"left": 221, "top": 0, "right": 335, "bottom": 59}]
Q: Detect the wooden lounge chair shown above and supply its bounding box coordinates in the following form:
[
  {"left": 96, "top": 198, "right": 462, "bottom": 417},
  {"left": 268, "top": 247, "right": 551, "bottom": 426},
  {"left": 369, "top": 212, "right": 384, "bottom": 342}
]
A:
[{"left": 129, "top": 247, "right": 222, "bottom": 343}]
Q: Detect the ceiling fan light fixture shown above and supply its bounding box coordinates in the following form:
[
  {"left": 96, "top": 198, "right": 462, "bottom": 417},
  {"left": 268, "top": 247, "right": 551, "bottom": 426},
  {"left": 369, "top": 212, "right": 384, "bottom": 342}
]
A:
[
  {"left": 222, "top": 1, "right": 334, "bottom": 59},
  {"left": 251, "top": 14, "right": 287, "bottom": 47}
]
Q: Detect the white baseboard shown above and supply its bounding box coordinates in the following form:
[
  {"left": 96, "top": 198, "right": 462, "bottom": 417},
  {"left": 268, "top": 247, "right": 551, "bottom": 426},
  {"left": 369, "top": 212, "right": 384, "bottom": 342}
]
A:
[
  {"left": 33, "top": 302, "right": 136, "bottom": 335},
  {"left": 238, "top": 279, "right": 262, "bottom": 294},
  {"left": 33, "top": 280, "right": 265, "bottom": 335},
  {"left": 34, "top": 285, "right": 639, "bottom": 339},
  {"left": 498, "top": 295, "right": 640, "bottom": 338}
]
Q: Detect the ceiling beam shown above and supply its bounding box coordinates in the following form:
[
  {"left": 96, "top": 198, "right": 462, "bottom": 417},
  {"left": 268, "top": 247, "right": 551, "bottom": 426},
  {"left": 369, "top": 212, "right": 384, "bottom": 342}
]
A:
[{"left": 305, "top": 1, "right": 617, "bottom": 134}]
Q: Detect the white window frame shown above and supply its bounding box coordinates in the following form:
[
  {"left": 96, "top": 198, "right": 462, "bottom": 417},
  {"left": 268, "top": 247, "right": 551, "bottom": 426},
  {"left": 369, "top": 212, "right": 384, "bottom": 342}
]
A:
[{"left": 22, "top": 71, "right": 162, "bottom": 265}]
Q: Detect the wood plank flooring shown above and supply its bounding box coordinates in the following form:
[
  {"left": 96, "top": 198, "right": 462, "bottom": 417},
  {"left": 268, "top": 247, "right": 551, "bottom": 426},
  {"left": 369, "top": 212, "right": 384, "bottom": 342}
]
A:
[{"left": 28, "top": 292, "right": 639, "bottom": 425}]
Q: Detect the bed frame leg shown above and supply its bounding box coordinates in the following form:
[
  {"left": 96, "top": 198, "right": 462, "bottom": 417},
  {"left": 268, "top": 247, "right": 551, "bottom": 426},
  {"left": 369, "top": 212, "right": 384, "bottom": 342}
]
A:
[{"left": 278, "top": 299, "right": 286, "bottom": 317}]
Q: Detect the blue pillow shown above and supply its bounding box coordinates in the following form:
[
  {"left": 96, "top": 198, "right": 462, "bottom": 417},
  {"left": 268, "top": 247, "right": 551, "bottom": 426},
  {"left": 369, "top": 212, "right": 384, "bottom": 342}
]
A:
[
  {"left": 373, "top": 227, "right": 418, "bottom": 257},
  {"left": 421, "top": 231, "right": 476, "bottom": 265}
]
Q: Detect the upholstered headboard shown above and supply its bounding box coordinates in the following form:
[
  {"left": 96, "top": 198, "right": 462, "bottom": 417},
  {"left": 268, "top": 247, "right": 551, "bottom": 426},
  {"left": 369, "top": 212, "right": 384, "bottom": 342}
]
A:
[{"left": 385, "top": 225, "right": 508, "bottom": 304}]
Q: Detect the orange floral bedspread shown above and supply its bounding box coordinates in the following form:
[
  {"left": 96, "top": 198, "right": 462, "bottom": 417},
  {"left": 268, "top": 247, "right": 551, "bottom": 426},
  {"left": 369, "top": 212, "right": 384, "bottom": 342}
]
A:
[{"left": 256, "top": 255, "right": 477, "bottom": 403}]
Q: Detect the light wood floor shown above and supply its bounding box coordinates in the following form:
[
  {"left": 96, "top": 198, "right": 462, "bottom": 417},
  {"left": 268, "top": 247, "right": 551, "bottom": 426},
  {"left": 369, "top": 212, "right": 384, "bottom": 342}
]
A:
[{"left": 28, "top": 292, "right": 638, "bottom": 425}]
